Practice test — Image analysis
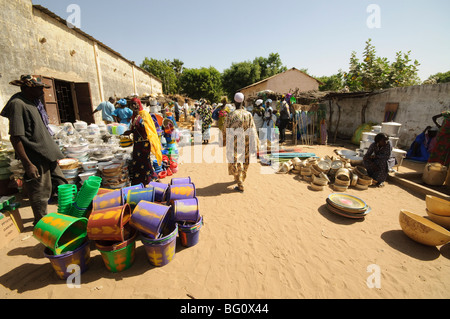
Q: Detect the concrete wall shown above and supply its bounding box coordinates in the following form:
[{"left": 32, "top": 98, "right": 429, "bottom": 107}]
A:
[
  {"left": 327, "top": 83, "right": 450, "bottom": 148},
  {"left": 0, "top": 0, "right": 162, "bottom": 139}
]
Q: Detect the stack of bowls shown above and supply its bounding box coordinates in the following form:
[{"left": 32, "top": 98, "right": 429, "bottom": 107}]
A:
[
  {"left": 425, "top": 195, "right": 450, "bottom": 229},
  {"left": 310, "top": 172, "right": 329, "bottom": 191},
  {"left": 399, "top": 209, "right": 450, "bottom": 246},
  {"left": 101, "top": 163, "right": 128, "bottom": 189},
  {"left": 326, "top": 193, "right": 371, "bottom": 219},
  {"left": 333, "top": 168, "right": 351, "bottom": 192},
  {"left": 64, "top": 143, "right": 89, "bottom": 163},
  {"left": 79, "top": 161, "right": 98, "bottom": 185},
  {"left": 353, "top": 166, "right": 372, "bottom": 189},
  {"left": 300, "top": 166, "right": 312, "bottom": 182}
]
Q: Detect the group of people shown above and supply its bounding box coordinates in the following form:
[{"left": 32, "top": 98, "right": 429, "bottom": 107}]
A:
[{"left": 1, "top": 73, "right": 449, "bottom": 226}]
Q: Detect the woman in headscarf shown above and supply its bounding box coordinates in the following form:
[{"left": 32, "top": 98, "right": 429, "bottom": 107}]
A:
[
  {"left": 123, "top": 97, "right": 162, "bottom": 186},
  {"left": 261, "top": 103, "right": 277, "bottom": 148},
  {"left": 112, "top": 98, "right": 133, "bottom": 128},
  {"left": 197, "top": 100, "right": 213, "bottom": 144},
  {"left": 363, "top": 132, "right": 396, "bottom": 188},
  {"left": 428, "top": 110, "right": 450, "bottom": 166},
  {"left": 216, "top": 97, "right": 230, "bottom": 146},
  {"left": 252, "top": 99, "right": 264, "bottom": 136},
  {"left": 225, "top": 92, "right": 260, "bottom": 192}
]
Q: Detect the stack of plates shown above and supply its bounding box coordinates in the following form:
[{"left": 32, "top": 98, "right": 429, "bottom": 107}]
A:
[{"left": 326, "top": 193, "right": 371, "bottom": 219}]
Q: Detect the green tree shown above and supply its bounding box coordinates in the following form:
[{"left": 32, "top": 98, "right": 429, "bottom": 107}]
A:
[
  {"left": 222, "top": 61, "right": 261, "bottom": 100},
  {"left": 424, "top": 70, "right": 450, "bottom": 84},
  {"left": 179, "top": 67, "right": 223, "bottom": 103},
  {"left": 222, "top": 52, "right": 287, "bottom": 100},
  {"left": 317, "top": 73, "right": 345, "bottom": 91},
  {"left": 342, "top": 39, "right": 420, "bottom": 92},
  {"left": 140, "top": 57, "right": 178, "bottom": 94}
]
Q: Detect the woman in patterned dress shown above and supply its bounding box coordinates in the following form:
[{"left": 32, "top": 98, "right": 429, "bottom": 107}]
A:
[
  {"left": 225, "top": 93, "right": 260, "bottom": 192},
  {"left": 197, "top": 101, "right": 213, "bottom": 144},
  {"left": 363, "top": 133, "right": 396, "bottom": 188},
  {"left": 428, "top": 110, "right": 450, "bottom": 166},
  {"left": 123, "top": 98, "right": 161, "bottom": 186}
]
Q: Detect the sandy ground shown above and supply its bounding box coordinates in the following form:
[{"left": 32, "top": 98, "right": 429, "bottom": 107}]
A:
[{"left": 1, "top": 125, "right": 450, "bottom": 300}]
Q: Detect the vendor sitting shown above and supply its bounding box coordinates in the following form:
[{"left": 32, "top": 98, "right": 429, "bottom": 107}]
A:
[{"left": 363, "top": 132, "right": 396, "bottom": 188}]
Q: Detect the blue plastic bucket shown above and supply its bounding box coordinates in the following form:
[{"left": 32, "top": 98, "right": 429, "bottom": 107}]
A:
[
  {"left": 141, "top": 223, "right": 178, "bottom": 267},
  {"left": 178, "top": 216, "right": 203, "bottom": 247}
]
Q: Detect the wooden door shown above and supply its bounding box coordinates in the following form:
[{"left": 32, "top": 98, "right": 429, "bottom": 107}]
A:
[
  {"left": 34, "top": 75, "right": 60, "bottom": 125},
  {"left": 74, "top": 82, "right": 95, "bottom": 124}
]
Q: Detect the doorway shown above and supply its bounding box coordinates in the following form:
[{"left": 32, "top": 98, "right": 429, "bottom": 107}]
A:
[
  {"left": 54, "top": 79, "right": 76, "bottom": 123},
  {"left": 36, "top": 75, "right": 95, "bottom": 125}
]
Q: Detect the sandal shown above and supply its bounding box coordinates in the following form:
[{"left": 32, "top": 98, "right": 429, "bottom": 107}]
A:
[{"left": 234, "top": 186, "right": 244, "bottom": 192}]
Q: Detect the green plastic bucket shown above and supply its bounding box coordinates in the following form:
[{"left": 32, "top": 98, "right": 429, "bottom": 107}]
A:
[
  {"left": 33, "top": 213, "right": 88, "bottom": 255},
  {"left": 96, "top": 229, "right": 137, "bottom": 273}
]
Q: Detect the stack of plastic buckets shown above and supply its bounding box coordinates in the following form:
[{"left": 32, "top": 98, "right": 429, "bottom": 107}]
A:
[
  {"left": 69, "top": 175, "right": 102, "bottom": 217},
  {"left": 57, "top": 184, "right": 77, "bottom": 215},
  {"left": 131, "top": 200, "right": 177, "bottom": 267},
  {"left": 169, "top": 177, "right": 203, "bottom": 248},
  {"left": 88, "top": 188, "right": 137, "bottom": 273},
  {"left": 34, "top": 212, "right": 90, "bottom": 279}
]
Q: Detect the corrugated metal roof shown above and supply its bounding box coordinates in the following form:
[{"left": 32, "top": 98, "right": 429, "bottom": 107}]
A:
[{"left": 32, "top": 5, "right": 162, "bottom": 84}]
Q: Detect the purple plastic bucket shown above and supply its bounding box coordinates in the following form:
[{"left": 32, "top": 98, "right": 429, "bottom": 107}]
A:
[
  {"left": 172, "top": 197, "right": 200, "bottom": 223},
  {"left": 122, "top": 183, "right": 144, "bottom": 203},
  {"left": 44, "top": 239, "right": 90, "bottom": 280},
  {"left": 130, "top": 201, "right": 171, "bottom": 239},
  {"left": 166, "top": 183, "right": 196, "bottom": 204},
  {"left": 178, "top": 216, "right": 203, "bottom": 247},
  {"left": 126, "top": 186, "right": 155, "bottom": 208},
  {"left": 92, "top": 189, "right": 122, "bottom": 211},
  {"left": 148, "top": 181, "right": 169, "bottom": 202},
  {"left": 141, "top": 223, "right": 178, "bottom": 267},
  {"left": 170, "top": 177, "right": 191, "bottom": 185}
]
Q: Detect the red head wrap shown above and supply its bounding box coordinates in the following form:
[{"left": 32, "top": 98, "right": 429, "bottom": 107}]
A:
[{"left": 131, "top": 97, "right": 143, "bottom": 111}]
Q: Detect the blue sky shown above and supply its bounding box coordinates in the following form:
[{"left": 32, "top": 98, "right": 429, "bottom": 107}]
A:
[{"left": 32, "top": 0, "right": 450, "bottom": 81}]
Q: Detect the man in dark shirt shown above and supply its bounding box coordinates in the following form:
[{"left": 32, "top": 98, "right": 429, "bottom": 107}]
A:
[
  {"left": 1, "top": 75, "right": 67, "bottom": 225},
  {"left": 278, "top": 97, "right": 291, "bottom": 144}
]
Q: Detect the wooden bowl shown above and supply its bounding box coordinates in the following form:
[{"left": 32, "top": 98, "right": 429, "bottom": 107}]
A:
[
  {"left": 312, "top": 174, "right": 328, "bottom": 186},
  {"left": 399, "top": 210, "right": 450, "bottom": 246},
  {"left": 300, "top": 167, "right": 312, "bottom": 176},
  {"left": 334, "top": 177, "right": 350, "bottom": 186},
  {"left": 310, "top": 183, "right": 324, "bottom": 191},
  {"left": 426, "top": 209, "right": 450, "bottom": 229},
  {"left": 58, "top": 158, "right": 79, "bottom": 170},
  {"left": 333, "top": 184, "right": 348, "bottom": 192},
  {"left": 426, "top": 195, "right": 450, "bottom": 217},
  {"left": 355, "top": 166, "right": 368, "bottom": 177},
  {"left": 317, "top": 160, "right": 331, "bottom": 173},
  {"left": 355, "top": 183, "right": 369, "bottom": 190},
  {"left": 351, "top": 174, "right": 359, "bottom": 187},
  {"left": 310, "top": 164, "right": 321, "bottom": 175},
  {"left": 357, "top": 176, "right": 373, "bottom": 186}
]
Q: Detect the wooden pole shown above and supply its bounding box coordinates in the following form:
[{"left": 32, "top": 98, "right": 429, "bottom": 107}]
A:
[{"left": 334, "top": 99, "right": 341, "bottom": 144}]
